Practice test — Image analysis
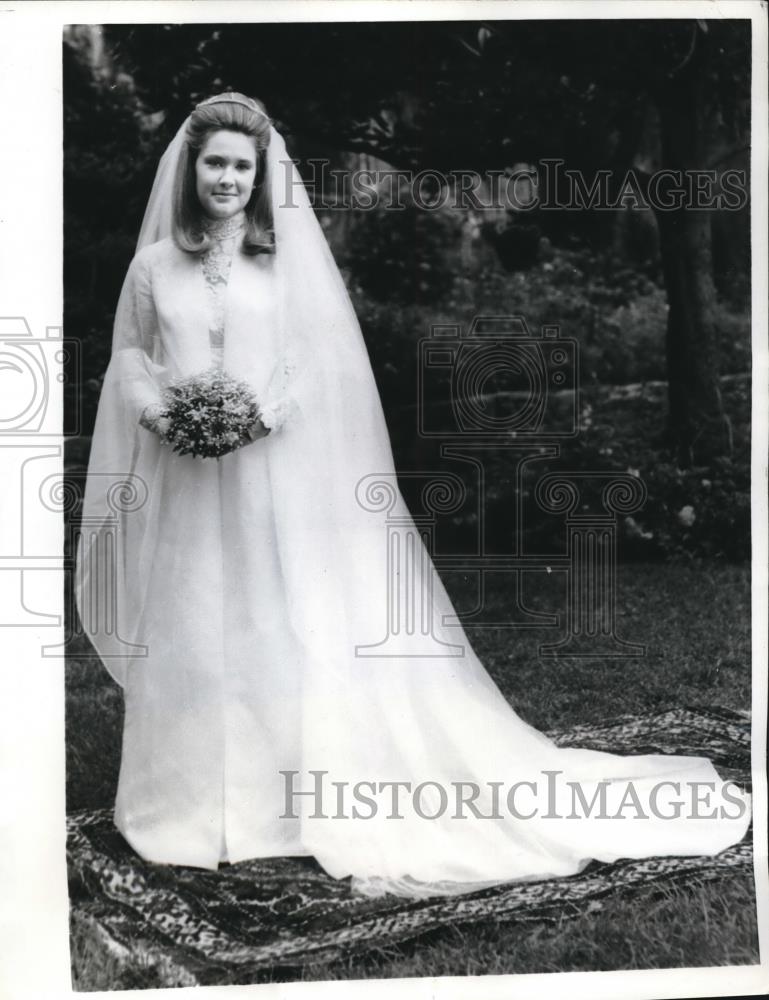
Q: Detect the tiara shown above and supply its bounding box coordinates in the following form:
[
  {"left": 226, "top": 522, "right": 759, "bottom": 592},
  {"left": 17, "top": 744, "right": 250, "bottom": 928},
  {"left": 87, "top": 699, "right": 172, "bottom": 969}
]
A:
[{"left": 196, "top": 93, "right": 272, "bottom": 125}]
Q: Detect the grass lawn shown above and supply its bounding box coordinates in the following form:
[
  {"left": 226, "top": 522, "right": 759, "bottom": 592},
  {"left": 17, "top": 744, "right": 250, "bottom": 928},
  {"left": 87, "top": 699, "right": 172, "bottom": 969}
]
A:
[{"left": 66, "top": 561, "right": 758, "bottom": 986}]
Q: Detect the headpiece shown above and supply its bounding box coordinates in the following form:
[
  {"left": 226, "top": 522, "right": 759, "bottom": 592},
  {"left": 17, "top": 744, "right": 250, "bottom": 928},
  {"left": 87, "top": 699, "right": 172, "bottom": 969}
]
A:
[{"left": 195, "top": 93, "right": 272, "bottom": 126}]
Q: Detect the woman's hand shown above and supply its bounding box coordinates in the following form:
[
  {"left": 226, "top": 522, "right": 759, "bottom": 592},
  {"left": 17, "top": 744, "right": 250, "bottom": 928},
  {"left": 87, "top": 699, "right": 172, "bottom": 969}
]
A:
[
  {"left": 139, "top": 404, "right": 171, "bottom": 439},
  {"left": 243, "top": 415, "right": 271, "bottom": 443}
]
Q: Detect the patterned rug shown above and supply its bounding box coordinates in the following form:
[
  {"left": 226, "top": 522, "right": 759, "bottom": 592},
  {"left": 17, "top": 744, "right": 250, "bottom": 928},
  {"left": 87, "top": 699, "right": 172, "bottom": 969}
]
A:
[{"left": 67, "top": 705, "right": 753, "bottom": 987}]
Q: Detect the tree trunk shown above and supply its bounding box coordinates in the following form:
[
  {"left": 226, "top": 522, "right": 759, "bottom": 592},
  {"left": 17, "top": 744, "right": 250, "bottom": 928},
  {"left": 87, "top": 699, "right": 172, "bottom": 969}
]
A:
[{"left": 653, "top": 27, "right": 731, "bottom": 466}]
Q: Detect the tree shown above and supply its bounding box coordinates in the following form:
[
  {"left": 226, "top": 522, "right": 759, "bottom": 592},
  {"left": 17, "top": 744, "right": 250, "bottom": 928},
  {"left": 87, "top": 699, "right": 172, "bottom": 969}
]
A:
[
  {"left": 647, "top": 21, "right": 749, "bottom": 464},
  {"left": 419, "top": 19, "right": 750, "bottom": 465}
]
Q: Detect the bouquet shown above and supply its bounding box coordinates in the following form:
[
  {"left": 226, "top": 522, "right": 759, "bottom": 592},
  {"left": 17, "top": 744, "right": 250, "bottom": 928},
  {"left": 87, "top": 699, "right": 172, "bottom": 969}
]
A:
[{"left": 158, "top": 368, "right": 260, "bottom": 459}]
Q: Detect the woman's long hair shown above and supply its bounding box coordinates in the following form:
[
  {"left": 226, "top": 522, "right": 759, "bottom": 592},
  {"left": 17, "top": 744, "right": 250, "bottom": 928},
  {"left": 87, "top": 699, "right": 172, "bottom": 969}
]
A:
[{"left": 172, "top": 94, "right": 274, "bottom": 255}]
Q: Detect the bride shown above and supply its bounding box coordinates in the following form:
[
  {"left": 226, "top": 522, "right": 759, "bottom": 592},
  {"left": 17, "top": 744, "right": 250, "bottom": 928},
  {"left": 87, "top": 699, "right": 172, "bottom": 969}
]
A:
[{"left": 76, "top": 93, "right": 750, "bottom": 898}]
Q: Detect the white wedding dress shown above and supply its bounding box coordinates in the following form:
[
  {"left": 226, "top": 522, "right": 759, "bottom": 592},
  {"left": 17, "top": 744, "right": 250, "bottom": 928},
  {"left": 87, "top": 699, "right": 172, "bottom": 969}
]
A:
[
  {"left": 109, "top": 216, "right": 309, "bottom": 867},
  {"left": 77, "top": 129, "right": 751, "bottom": 898}
]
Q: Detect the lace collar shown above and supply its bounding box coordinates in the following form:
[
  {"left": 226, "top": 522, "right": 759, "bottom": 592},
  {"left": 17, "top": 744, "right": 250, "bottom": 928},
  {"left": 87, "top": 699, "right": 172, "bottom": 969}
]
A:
[{"left": 201, "top": 211, "right": 246, "bottom": 242}]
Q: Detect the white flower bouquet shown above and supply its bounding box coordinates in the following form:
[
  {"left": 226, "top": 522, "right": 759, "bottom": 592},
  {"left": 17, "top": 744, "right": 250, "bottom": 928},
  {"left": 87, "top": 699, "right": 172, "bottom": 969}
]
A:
[{"left": 159, "top": 368, "right": 260, "bottom": 459}]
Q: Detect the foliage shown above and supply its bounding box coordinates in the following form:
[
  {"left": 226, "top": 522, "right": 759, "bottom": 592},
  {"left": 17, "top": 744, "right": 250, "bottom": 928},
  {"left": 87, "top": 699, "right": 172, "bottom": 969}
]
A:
[
  {"left": 63, "top": 40, "right": 167, "bottom": 431},
  {"left": 343, "top": 204, "right": 462, "bottom": 305},
  {"left": 628, "top": 450, "right": 751, "bottom": 562},
  {"left": 63, "top": 25, "right": 751, "bottom": 560},
  {"left": 567, "top": 380, "right": 750, "bottom": 562},
  {"left": 343, "top": 236, "right": 750, "bottom": 562}
]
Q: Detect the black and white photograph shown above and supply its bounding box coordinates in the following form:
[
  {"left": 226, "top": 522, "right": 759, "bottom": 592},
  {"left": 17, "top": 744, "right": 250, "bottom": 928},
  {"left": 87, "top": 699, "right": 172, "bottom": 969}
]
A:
[{"left": 0, "top": 2, "right": 767, "bottom": 998}]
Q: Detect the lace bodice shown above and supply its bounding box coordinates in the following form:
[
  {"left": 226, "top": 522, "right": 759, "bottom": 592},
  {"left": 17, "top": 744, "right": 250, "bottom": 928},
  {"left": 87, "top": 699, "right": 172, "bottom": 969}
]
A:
[
  {"left": 200, "top": 212, "right": 246, "bottom": 367},
  {"left": 129, "top": 228, "right": 294, "bottom": 434}
]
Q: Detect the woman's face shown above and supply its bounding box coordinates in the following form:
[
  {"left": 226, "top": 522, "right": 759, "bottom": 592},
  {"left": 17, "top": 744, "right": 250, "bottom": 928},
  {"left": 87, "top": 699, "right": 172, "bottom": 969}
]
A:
[{"left": 195, "top": 129, "right": 258, "bottom": 220}]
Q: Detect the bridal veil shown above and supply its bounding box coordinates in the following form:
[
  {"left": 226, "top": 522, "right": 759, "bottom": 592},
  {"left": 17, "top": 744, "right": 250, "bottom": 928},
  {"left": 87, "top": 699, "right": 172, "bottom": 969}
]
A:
[{"left": 75, "top": 96, "right": 751, "bottom": 897}]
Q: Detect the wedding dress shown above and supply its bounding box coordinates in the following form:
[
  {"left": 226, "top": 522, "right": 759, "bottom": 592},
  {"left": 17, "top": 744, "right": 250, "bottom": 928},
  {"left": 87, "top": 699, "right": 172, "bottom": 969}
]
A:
[{"left": 76, "top": 105, "right": 751, "bottom": 897}]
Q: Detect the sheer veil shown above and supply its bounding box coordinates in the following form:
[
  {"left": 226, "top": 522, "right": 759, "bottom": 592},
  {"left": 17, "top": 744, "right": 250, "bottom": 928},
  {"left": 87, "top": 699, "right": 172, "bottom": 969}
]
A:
[
  {"left": 108, "top": 107, "right": 476, "bottom": 688},
  {"left": 76, "top": 99, "right": 751, "bottom": 897},
  {"left": 76, "top": 100, "right": 500, "bottom": 854}
]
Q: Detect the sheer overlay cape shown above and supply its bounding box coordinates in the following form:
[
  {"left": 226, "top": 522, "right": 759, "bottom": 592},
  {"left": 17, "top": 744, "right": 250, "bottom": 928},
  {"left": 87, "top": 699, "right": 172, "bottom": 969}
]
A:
[{"left": 76, "top": 118, "right": 751, "bottom": 897}]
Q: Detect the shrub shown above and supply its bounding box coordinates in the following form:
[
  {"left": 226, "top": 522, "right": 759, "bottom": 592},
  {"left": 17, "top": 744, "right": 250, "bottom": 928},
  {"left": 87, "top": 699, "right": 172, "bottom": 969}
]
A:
[{"left": 343, "top": 202, "right": 462, "bottom": 305}]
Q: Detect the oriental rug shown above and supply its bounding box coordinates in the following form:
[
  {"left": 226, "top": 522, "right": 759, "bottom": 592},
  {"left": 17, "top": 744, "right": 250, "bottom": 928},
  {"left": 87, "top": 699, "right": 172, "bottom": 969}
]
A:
[{"left": 67, "top": 705, "right": 753, "bottom": 987}]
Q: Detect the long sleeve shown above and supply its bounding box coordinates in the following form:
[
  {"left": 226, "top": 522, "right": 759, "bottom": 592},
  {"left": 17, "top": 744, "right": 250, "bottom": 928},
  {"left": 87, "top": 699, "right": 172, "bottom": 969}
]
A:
[
  {"left": 110, "top": 248, "right": 167, "bottom": 425},
  {"left": 258, "top": 351, "right": 302, "bottom": 432}
]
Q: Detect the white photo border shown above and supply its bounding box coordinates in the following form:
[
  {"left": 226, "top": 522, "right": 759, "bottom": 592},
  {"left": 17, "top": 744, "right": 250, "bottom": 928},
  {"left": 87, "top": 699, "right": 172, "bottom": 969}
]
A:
[{"left": 0, "top": 2, "right": 765, "bottom": 999}]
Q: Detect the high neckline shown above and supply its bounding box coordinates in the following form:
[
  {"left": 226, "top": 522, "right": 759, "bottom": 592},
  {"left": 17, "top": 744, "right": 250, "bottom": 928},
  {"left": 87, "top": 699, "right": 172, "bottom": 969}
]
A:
[{"left": 201, "top": 211, "right": 246, "bottom": 242}]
